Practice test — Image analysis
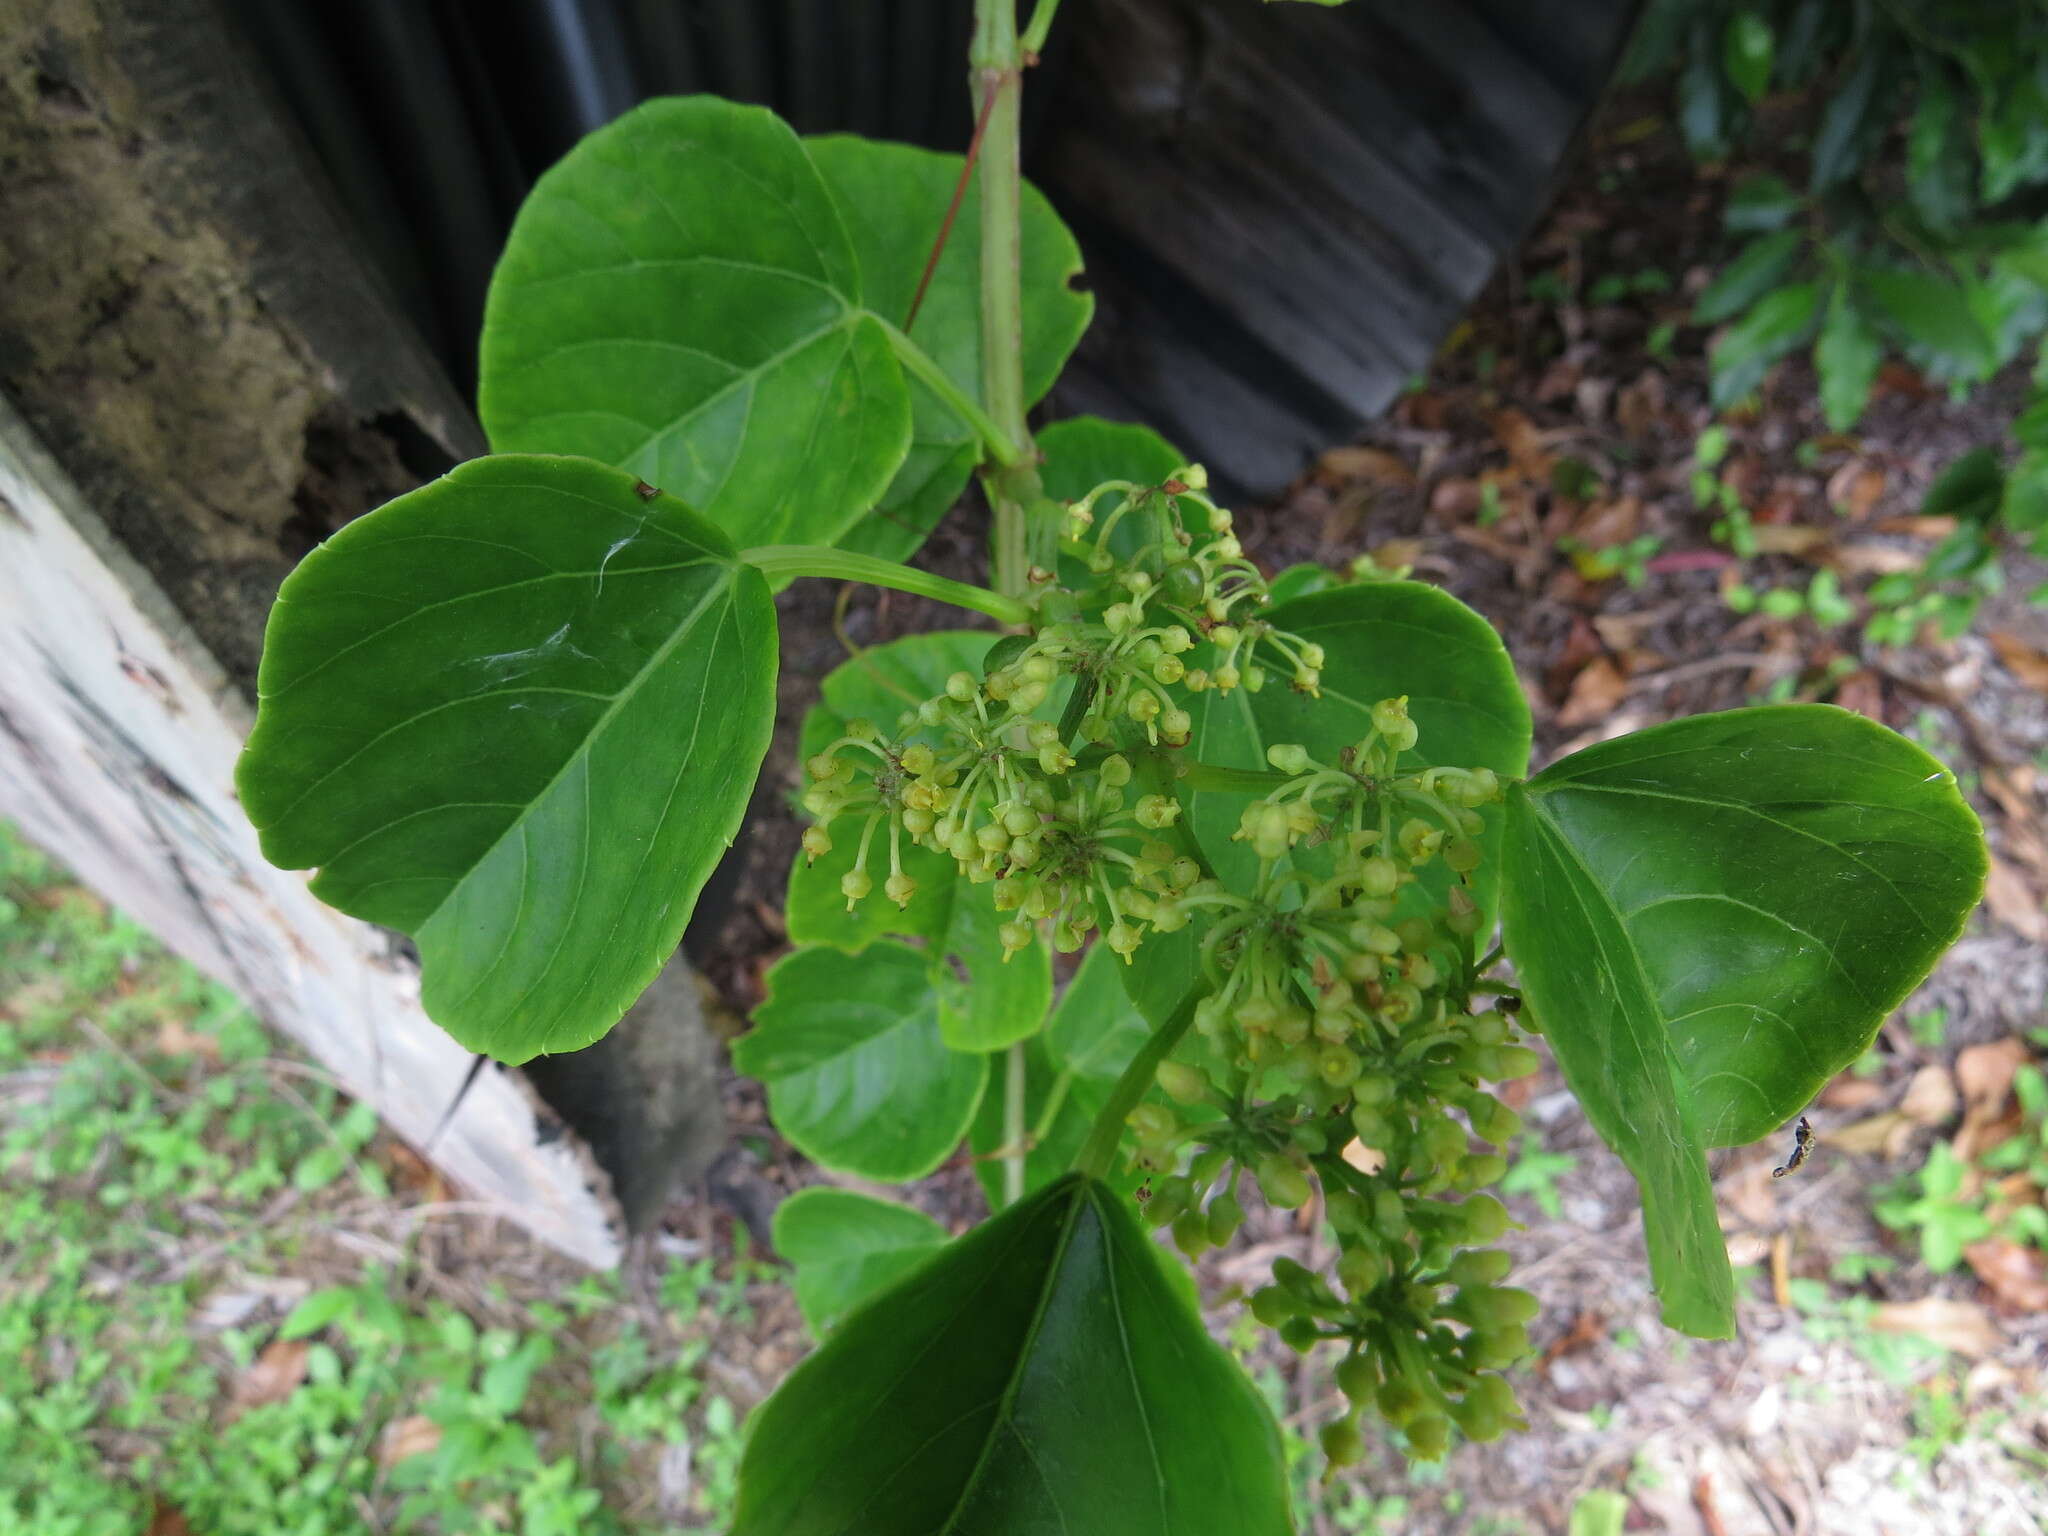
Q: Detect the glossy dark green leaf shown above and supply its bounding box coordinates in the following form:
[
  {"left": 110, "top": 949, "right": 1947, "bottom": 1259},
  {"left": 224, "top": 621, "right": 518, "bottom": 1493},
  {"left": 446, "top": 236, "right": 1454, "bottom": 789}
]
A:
[
  {"left": 1502, "top": 705, "right": 1986, "bottom": 1336},
  {"left": 1264, "top": 562, "right": 1341, "bottom": 606},
  {"left": 479, "top": 97, "right": 911, "bottom": 550},
  {"left": 774, "top": 1187, "right": 947, "bottom": 1335},
  {"left": 1695, "top": 231, "right": 1805, "bottom": 326},
  {"left": 1184, "top": 582, "right": 1533, "bottom": 909},
  {"left": 1906, "top": 64, "right": 1973, "bottom": 234},
  {"left": 237, "top": 455, "right": 776, "bottom": 1062},
  {"left": 1709, "top": 281, "right": 1821, "bottom": 408},
  {"left": 1816, "top": 283, "right": 1883, "bottom": 432},
  {"left": 1721, "top": 12, "right": 1774, "bottom": 104},
  {"left": 1723, "top": 173, "right": 1802, "bottom": 234},
  {"left": 1861, "top": 267, "right": 1996, "bottom": 380},
  {"left": 785, "top": 631, "right": 1052, "bottom": 1050},
  {"left": 734, "top": 942, "right": 990, "bottom": 1181},
  {"left": 808, "top": 136, "right": 1091, "bottom": 563},
  {"left": 1921, "top": 447, "right": 2004, "bottom": 524},
  {"left": 1809, "top": 44, "right": 1886, "bottom": 190},
  {"left": 732, "top": 1174, "right": 1290, "bottom": 1536}
]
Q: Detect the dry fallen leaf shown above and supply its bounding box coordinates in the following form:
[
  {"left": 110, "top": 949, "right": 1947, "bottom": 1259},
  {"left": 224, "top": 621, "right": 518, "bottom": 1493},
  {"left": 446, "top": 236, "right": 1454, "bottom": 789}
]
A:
[
  {"left": 1747, "top": 523, "right": 1829, "bottom": 556},
  {"left": 1490, "top": 408, "right": 1555, "bottom": 480},
  {"left": 1989, "top": 630, "right": 2048, "bottom": 695},
  {"left": 379, "top": 1414, "right": 443, "bottom": 1469},
  {"left": 1832, "top": 669, "right": 1886, "bottom": 722},
  {"left": 1983, "top": 854, "right": 2048, "bottom": 943},
  {"left": 1570, "top": 495, "right": 1643, "bottom": 549},
  {"left": 1556, "top": 656, "right": 1628, "bottom": 729},
  {"left": 1901, "top": 1063, "right": 1961, "bottom": 1126},
  {"left": 155, "top": 1017, "right": 222, "bottom": 1062},
  {"left": 1430, "top": 478, "right": 1482, "bottom": 520},
  {"left": 1964, "top": 1238, "right": 2048, "bottom": 1312},
  {"left": 145, "top": 1499, "right": 193, "bottom": 1536},
  {"left": 1317, "top": 445, "right": 1415, "bottom": 487},
  {"left": 1871, "top": 514, "right": 1959, "bottom": 539},
  {"left": 1953, "top": 1037, "right": 2033, "bottom": 1162},
  {"left": 1825, "top": 1110, "right": 1915, "bottom": 1159},
  {"left": 228, "top": 1338, "right": 308, "bottom": 1418},
  {"left": 1818, "top": 1076, "right": 1886, "bottom": 1110},
  {"left": 1869, "top": 1296, "right": 2003, "bottom": 1357},
  {"left": 1826, "top": 459, "right": 1887, "bottom": 520}
]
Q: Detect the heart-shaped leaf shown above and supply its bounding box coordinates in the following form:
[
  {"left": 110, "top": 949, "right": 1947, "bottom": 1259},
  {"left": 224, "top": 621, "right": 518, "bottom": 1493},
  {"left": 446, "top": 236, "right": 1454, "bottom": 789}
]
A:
[
  {"left": 732, "top": 1174, "right": 1290, "bottom": 1536},
  {"left": 1184, "top": 581, "right": 1533, "bottom": 908},
  {"left": 1502, "top": 705, "right": 1986, "bottom": 1336},
  {"left": 810, "top": 137, "right": 1091, "bottom": 564},
  {"left": 479, "top": 97, "right": 912, "bottom": 551},
  {"left": 787, "top": 631, "right": 1051, "bottom": 1050},
  {"left": 773, "top": 1188, "right": 948, "bottom": 1336},
  {"left": 734, "top": 941, "right": 989, "bottom": 1181},
  {"left": 237, "top": 454, "right": 776, "bottom": 1061}
]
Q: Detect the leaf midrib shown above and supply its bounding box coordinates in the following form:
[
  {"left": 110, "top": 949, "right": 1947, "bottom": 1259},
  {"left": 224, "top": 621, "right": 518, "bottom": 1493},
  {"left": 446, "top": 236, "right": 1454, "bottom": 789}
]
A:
[
  {"left": 935, "top": 1181, "right": 1089, "bottom": 1536},
  {"left": 386, "top": 560, "right": 739, "bottom": 951}
]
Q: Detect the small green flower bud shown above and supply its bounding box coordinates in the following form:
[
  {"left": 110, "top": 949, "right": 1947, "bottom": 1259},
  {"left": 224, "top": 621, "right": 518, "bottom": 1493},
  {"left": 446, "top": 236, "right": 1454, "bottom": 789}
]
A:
[
  {"left": 1278, "top": 1316, "right": 1322, "bottom": 1354},
  {"left": 1255, "top": 1152, "right": 1312, "bottom": 1210},
  {"left": 1127, "top": 1102, "right": 1176, "bottom": 1144},
  {"left": 1155, "top": 1059, "right": 1208, "bottom": 1105},
  {"left": 884, "top": 872, "right": 918, "bottom": 907},
  {"left": 1336, "top": 1244, "right": 1384, "bottom": 1298},
  {"left": 1172, "top": 1208, "right": 1210, "bottom": 1258},
  {"left": 1161, "top": 560, "right": 1205, "bottom": 607},
  {"left": 840, "top": 869, "right": 872, "bottom": 903},
  {"left": 1321, "top": 1418, "right": 1364, "bottom": 1467},
  {"left": 1453, "top": 1194, "right": 1510, "bottom": 1245},
  {"left": 800, "top": 826, "right": 833, "bottom": 862},
  {"left": 1405, "top": 1412, "right": 1450, "bottom": 1461},
  {"left": 1358, "top": 857, "right": 1402, "bottom": 900},
  {"left": 1266, "top": 743, "right": 1313, "bottom": 774},
  {"left": 1249, "top": 1285, "right": 1297, "bottom": 1328},
  {"left": 1444, "top": 836, "right": 1482, "bottom": 874},
  {"left": 1398, "top": 818, "right": 1444, "bottom": 863},
  {"left": 1100, "top": 753, "right": 1133, "bottom": 788},
  {"left": 1207, "top": 1189, "right": 1244, "bottom": 1246},
  {"left": 1145, "top": 1176, "right": 1190, "bottom": 1229}
]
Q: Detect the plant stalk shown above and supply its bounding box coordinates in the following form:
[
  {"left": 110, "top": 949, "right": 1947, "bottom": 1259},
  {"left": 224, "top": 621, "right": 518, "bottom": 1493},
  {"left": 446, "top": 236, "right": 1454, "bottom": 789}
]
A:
[
  {"left": 1075, "top": 988, "right": 1202, "bottom": 1181},
  {"left": 970, "top": 1, "right": 1046, "bottom": 603},
  {"left": 737, "top": 546, "right": 1031, "bottom": 624}
]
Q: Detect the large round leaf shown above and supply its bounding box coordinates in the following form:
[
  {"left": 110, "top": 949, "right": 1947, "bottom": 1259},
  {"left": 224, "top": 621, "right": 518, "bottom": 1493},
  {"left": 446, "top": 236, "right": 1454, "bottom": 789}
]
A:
[
  {"left": 236, "top": 454, "right": 776, "bottom": 1062},
  {"left": 479, "top": 97, "right": 912, "bottom": 550},
  {"left": 773, "top": 1188, "right": 948, "bottom": 1336},
  {"left": 1502, "top": 704, "right": 1986, "bottom": 1336},
  {"left": 809, "top": 137, "right": 1092, "bottom": 564},
  {"left": 732, "top": 1174, "right": 1290, "bottom": 1536},
  {"left": 734, "top": 941, "right": 989, "bottom": 1181},
  {"left": 787, "top": 631, "right": 1051, "bottom": 1051},
  {"left": 1184, "top": 581, "right": 1534, "bottom": 905}
]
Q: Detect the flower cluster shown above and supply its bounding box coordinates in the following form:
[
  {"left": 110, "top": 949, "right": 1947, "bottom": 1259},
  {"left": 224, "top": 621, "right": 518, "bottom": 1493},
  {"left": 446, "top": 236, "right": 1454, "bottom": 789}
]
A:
[{"left": 797, "top": 466, "right": 1540, "bottom": 1464}]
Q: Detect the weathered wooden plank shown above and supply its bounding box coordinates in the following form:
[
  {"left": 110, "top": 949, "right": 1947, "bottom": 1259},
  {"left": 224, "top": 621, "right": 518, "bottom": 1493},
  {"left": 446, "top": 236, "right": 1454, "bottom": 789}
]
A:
[{"left": 0, "top": 397, "right": 624, "bottom": 1267}]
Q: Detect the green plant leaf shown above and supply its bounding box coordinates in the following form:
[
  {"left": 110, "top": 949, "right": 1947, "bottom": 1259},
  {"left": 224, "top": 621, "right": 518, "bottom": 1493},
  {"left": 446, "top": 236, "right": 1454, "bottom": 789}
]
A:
[
  {"left": 479, "top": 97, "right": 912, "bottom": 551},
  {"left": 237, "top": 454, "right": 777, "bottom": 1062},
  {"left": 1906, "top": 64, "right": 1973, "bottom": 234},
  {"left": 1721, "top": 12, "right": 1774, "bottom": 104},
  {"left": 1860, "top": 267, "right": 1996, "bottom": 380},
  {"left": 1709, "top": 281, "right": 1821, "bottom": 408},
  {"left": 773, "top": 1188, "right": 948, "bottom": 1335},
  {"left": 1921, "top": 446, "right": 2005, "bottom": 524},
  {"left": 1501, "top": 705, "right": 1986, "bottom": 1337},
  {"left": 1723, "top": 173, "right": 1802, "bottom": 234},
  {"left": 734, "top": 941, "right": 990, "bottom": 1181},
  {"left": 969, "top": 1034, "right": 1097, "bottom": 1208},
  {"left": 1816, "top": 283, "right": 1883, "bottom": 432},
  {"left": 731, "top": 1174, "right": 1290, "bottom": 1536},
  {"left": 1694, "top": 229, "right": 1804, "bottom": 325},
  {"left": 967, "top": 944, "right": 1154, "bottom": 1208},
  {"left": 808, "top": 136, "right": 1091, "bottom": 563},
  {"left": 1045, "top": 943, "right": 1155, "bottom": 1086},
  {"left": 785, "top": 630, "right": 1052, "bottom": 1050},
  {"left": 1183, "top": 582, "right": 1533, "bottom": 911},
  {"left": 1809, "top": 44, "right": 1887, "bottom": 190}
]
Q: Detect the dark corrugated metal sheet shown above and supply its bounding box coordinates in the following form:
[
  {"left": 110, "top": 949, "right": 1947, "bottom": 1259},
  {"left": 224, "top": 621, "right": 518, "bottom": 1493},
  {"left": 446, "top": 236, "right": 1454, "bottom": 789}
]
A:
[{"left": 221, "top": 0, "right": 1638, "bottom": 494}]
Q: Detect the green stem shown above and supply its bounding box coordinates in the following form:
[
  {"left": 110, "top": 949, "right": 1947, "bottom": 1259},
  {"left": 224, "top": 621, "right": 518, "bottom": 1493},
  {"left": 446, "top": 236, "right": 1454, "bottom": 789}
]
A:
[
  {"left": 738, "top": 546, "right": 1032, "bottom": 624},
  {"left": 1020, "top": 0, "right": 1062, "bottom": 55},
  {"left": 1075, "top": 988, "right": 1202, "bottom": 1181},
  {"left": 878, "top": 320, "right": 1025, "bottom": 469},
  {"left": 970, "top": 0, "right": 1044, "bottom": 601},
  {"left": 1002, "top": 1042, "right": 1028, "bottom": 1206}
]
